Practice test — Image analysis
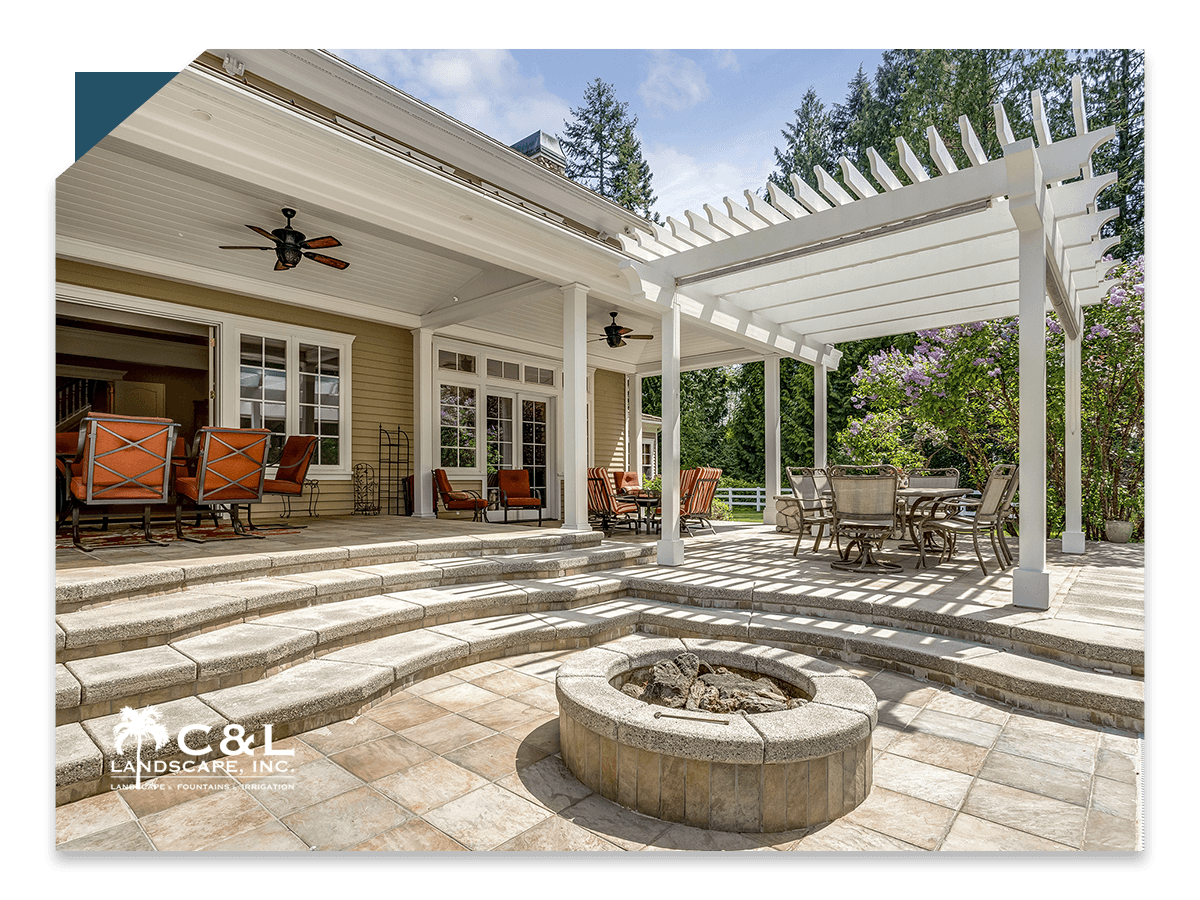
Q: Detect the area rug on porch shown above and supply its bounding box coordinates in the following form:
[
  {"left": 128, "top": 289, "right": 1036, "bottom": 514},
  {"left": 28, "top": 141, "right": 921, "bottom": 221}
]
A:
[{"left": 56, "top": 522, "right": 303, "bottom": 550}]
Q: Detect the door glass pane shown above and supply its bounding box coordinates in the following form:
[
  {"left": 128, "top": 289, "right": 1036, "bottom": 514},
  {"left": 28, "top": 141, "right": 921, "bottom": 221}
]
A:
[
  {"left": 486, "top": 394, "right": 514, "bottom": 474},
  {"left": 521, "top": 398, "right": 548, "bottom": 498}
]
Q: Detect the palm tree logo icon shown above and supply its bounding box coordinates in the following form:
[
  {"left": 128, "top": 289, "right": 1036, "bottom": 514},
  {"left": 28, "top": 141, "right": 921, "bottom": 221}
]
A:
[{"left": 113, "top": 706, "right": 169, "bottom": 788}]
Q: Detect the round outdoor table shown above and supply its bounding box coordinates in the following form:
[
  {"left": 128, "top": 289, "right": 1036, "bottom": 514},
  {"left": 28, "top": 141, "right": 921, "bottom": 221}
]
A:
[
  {"left": 895, "top": 487, "right": 972, "bottom": 550},
  {"left": 616, "top": 492, "right": 661, "bottom": 534}
]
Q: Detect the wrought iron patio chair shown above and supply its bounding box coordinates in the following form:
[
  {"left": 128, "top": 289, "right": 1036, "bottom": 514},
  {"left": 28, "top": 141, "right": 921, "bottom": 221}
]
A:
[
  {"left": 248, "top": 435, "right": 320, "bottom": 528},
  {"left": 588, "top": 467, "right": 639, "bottom": 533},
  {"left": 66, "top": 413, "right": 179, "bottom": 552},
  {"left": 496, "top": 468, "right": 544, "bottom": 526},
  {"left": 827, "top": 464, "right": 903, "bottom": 573},
  {"left": 173, "top": 427, "right": 270, "bottom": 541},
  {"left": 786, "top": 466, "right": 835, "bottom": 553},
  {"left": 432, "top": 468, "right": 489, "bottom": 522},
  {"left": 917, "top": 463, "right": 1016, "bottom": 575}
]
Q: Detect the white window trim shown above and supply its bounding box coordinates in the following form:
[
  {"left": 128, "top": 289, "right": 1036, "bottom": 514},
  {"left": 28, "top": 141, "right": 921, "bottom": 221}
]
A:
[
  {"left": 55, "top": 284, "right": 355, "bottom": 479},
  {"left": 433, "top": 336, "right": 560, "bottom": 479}
]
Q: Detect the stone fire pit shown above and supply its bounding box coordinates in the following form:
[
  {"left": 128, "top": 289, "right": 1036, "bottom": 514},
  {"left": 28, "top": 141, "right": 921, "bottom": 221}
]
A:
[{"left": 556, "top": 636, "right": 878, "bottom": 833}]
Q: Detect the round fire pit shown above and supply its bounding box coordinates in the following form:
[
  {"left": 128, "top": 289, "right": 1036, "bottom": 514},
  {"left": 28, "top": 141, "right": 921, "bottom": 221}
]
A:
[{"left": 555, "top": 637, "right": 877, "bottom": 833}]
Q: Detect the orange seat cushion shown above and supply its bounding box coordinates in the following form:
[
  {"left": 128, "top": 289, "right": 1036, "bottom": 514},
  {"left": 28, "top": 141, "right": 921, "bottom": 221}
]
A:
[{"left": 263, "top": 479, "right": 304, "bottom": 495}]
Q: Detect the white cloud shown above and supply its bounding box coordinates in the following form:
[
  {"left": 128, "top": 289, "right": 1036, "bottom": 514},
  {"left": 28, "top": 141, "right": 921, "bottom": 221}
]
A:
[
  {"left": 647, "top": 135, "right": 776, "bottom": 221},
  {"left": 638, "top": 51, "right": 710, "bottom": 115},
  {"left": 332, "top": 49, "right": 571, "bottom": 145},
  {"left": 713, "top": 50, "right": 740, "bottom": 72}
]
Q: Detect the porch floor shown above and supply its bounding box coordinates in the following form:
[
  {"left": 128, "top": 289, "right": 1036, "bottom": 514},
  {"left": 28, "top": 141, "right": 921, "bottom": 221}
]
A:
[{"left": 54, "top": 514, "right": 1144, "bottom": 852}]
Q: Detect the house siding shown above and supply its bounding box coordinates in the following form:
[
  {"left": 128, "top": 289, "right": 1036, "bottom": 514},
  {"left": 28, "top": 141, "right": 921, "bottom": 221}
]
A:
[
  {"left": 57, "top": 261, "right": 415, "bottom": 518},
  {"left": 592, "top": 368, "right": 626, "bottom": 472}
]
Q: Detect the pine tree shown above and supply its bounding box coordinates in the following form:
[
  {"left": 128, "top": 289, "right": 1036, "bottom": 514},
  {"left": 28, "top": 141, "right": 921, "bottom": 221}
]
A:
[
  {"left": 561, "top": 79, "right": 659, "bottom": 221},
  {"left": 768, "top": 88, "right": 836, "bottom": 198}
]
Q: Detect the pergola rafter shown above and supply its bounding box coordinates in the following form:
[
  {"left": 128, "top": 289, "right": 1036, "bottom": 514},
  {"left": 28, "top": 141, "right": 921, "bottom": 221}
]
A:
[{"left": 615, "top": 75, "right": 1120, "bottom": 608}]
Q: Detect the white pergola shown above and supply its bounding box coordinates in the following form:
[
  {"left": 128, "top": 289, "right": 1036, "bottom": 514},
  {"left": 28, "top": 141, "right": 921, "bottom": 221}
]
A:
[{"left": 607, "top": 75, "right": 1118, "bottom": 609}]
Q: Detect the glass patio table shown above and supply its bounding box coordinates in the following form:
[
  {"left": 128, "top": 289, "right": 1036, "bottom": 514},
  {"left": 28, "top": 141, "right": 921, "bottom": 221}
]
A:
[{"left": 895, "top": 486, "right": 972, "bottom": 550}]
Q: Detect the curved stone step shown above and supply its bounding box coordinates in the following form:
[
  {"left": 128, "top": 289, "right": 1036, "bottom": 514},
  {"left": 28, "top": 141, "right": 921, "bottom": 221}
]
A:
[
  {"left": 56, "top": 543, "right": 653, "bottom": 659},
  {"left": 55, "top": 528, "right": 608, "bottom": 613},
  {"left": 57, "top": 596, "right": 1143, "bottom": 805}
]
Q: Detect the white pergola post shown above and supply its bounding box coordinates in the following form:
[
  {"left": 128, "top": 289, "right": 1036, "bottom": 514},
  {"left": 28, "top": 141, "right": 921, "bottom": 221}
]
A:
[
  {"left": 814, "top": 363, "right": 828, "bottom": 469},
  {"left": 1011, "top": 162, "right": 1051, "bottom": 607},
  {"left": 561, "top": 283, "right": 591, "bottom": 531},
  {"left": 764, "top": 355, "right": 781, "bottom": 524},
  {"left": 658, "top": 298, "right": 685, "bottom": 564},
  {"left": 1062, "top": 308, "right": 1085, "bottom": 553},
  {"left": 628, "top": 374, "right": 643, "bottom": 476},
  {"left": 412, "top": 327, "right": 436, "bottom": 518}
]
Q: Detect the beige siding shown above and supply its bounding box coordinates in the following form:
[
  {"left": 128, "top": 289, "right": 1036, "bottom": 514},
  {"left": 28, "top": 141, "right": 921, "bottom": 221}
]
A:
[
  {"left": 592, "top": 368, "right": 627, "bottom": 472},
  {"left": 58, "top": 261, "right": 414, "bottom": 517}
]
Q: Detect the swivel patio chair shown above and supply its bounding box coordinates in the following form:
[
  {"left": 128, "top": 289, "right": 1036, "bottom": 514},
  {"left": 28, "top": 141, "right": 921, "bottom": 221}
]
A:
[
  {"left": 173, "top": 427, "right": 270, "bottom": 541},
  {"left": 433, "top": 468, "right": 489, "bottom": 522},
  {"left": 248, "top": 435, "right": 320, "bottom": 528},
  {"left": 917, "top": 463, "right": 1016, "bottom": 575},
  {"left": 66, "top": 413, "right": 179, "bottom": 552},
  {"left": 785, "top": 466, "right": 834, "bottom": 553},
  {"left": 827, "top": 464, "right": 903, "bottom": 573},
  {"left": 496, "top": 468, "right": 544, "bottom": 526},
  {"left": 587, "top": 467, "right": 639, "bottom": 533},
  {"left": 679, "top": 466, "right": 722, "bottom": 536}
]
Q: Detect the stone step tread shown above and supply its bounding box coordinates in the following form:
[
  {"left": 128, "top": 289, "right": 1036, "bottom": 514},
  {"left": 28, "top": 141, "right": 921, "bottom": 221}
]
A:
[
  {"left": 56, "top": 598, "right": 1144, "bottom": 791},
  {"left": 54, "top": 529, "right": 610, "bottom": 607}
]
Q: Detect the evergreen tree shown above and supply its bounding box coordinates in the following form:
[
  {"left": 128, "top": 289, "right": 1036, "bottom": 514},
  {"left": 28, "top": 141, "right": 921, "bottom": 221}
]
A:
[
  {"left": 768, "top": 88, "right": 836, "bottom": 197},
  {"left": 612, "top": 124, "right": 660, "bottom": 223},
  {"left": 561, "top": 79, "right": 659, "bottom": 221}
]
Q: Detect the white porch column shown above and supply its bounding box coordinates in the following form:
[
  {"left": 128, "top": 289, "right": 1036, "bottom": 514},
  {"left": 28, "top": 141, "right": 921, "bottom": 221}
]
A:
[
  {"left": 412, "top": 327, "right": 436, "bottom": 518},
  {"left": 658, "top": 298, "right": 685, "bottom": 564},
  {"left": 764, "top": 355, "right": 781, "bottom": 524},
  {"left": 561, "top": 283, "right": 591, "bottom": 531},
  {"left": 814, "top": 363, "right": 828, "bottom": 468},
  {"left": 1062, "top": 308, "right": 1085, "bottom": 553},
  {"left": 628, "top": 374, "right": 643, "bottom": 475},
  {"left": 1014, "top": 226, "right": 1051, "bottom": 608}
]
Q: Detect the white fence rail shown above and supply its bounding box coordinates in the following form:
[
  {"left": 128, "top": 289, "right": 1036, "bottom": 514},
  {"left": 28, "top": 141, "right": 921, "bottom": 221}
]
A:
[{"left": 714, "top": 486, "right": 791, "bottom": 512}]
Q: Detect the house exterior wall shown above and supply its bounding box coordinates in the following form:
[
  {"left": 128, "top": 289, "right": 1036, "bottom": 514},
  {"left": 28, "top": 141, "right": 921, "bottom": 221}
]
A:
[
  {"left": 57, "top": 260, "right": 414, "bottom": 518},
  {"left": 592, "top": 368, "right": 626, "bottom": 472}
]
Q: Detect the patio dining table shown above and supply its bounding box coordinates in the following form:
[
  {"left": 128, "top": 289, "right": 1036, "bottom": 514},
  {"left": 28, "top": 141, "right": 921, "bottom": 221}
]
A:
[
  {"left": 616, "top": 492, "right": 662, "bottom": 534},
  {"left": 895, "top": 486, "right": 972, "bottom": 550}
]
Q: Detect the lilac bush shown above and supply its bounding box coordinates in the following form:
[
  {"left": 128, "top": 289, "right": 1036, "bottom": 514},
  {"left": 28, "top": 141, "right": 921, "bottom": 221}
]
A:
[{"left": 835, "top": 255, "right": 1144, "bottom": 539}]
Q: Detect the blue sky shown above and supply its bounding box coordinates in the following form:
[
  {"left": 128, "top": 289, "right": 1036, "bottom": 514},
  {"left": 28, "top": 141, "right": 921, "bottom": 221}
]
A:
[{"left": 331, "top": 49, "right": 884, "bottom": 218}]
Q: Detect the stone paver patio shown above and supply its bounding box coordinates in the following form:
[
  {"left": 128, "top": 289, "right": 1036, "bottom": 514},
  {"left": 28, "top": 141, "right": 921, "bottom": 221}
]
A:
[{"left": 52, "top": 514, "right": 1145, "bottom": 853}]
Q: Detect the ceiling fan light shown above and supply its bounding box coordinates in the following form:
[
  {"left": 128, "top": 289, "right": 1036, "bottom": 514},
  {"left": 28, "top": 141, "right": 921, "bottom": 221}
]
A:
[{"left": 279, "top": 246, "right": 303, "bottom": 267}]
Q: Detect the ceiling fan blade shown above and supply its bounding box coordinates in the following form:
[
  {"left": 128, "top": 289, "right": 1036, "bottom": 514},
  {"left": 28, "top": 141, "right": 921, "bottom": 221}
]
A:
[
  {"left": 305, "top": 252, "right": 350, "bottom": 270},
  {"left": 624, "top": 334, "right": 654, "bottom": 340},
  {"left": 246, "top": 224, "right": 282, "bottom": 243},
  {"left": 219, "top": 245, "right": 273, "bottom": 250},
  {"left": 300, "top": 235, "right": 341, "bottom": 250}
]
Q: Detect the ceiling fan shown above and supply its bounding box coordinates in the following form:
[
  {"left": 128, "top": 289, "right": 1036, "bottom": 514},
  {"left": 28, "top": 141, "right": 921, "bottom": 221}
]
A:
[
  {"left": 594, "top": 312, "right": 654, "bottom": 348},
  {"left": 219, "top": 207, "right": 349, "bottom": 271}
]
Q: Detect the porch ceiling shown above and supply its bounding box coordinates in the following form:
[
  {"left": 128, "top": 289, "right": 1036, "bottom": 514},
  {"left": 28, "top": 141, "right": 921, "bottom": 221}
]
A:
[{"left": 55, "top": 54, "right": 762, "bottom": 373}]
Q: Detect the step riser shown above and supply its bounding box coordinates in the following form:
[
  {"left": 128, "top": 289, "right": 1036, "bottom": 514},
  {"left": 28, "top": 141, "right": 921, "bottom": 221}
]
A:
[{"left": 57, "top": 587, "right": 629, "bottom": 723}]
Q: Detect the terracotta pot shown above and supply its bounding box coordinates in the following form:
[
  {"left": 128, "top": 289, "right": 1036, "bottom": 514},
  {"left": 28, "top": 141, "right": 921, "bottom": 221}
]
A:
[{"left": 1104, "top": 520, "right": 1135, "bottom": 543}]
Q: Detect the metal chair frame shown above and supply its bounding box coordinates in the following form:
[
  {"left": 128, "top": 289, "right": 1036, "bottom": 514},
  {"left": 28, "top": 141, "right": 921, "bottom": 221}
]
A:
[
  {"left": 174, "top": 427, "right": 270, "bottom": 542},
  {"left": 827, "top": 464, "right": 903, "bottom": 573},
  {"left": 785, "top": 466, "right": 834, "bottom": 553},
  {"left": 918, "top": 463, "right": 1017, "bottom": 575}
]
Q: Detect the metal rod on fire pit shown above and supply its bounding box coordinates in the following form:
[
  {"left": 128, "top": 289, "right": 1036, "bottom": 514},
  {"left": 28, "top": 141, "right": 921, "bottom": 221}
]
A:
[{"left": 653, "top": 711, "right": 730, "bottom": 725}]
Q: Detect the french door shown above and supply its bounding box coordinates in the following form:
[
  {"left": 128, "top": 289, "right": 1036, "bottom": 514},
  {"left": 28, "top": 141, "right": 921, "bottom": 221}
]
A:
[{"left": 486, "top": 391, "right": 552, "bottom": 518}]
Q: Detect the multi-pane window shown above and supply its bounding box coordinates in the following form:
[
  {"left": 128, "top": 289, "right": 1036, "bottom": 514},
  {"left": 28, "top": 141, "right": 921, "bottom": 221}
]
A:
[
  {"left": 487, "top": 359, "right": 520, "bottom": 381},
  {"left": 486, "top": 395, "right": 514, "bottom": 473},
  {"left": 240, "top": 335, "right": 288, "bottom": 464},
  {"left": 440, "top": 384, "right": 477, "bottom": 468},
  {"left": 299, "top": 343, "right": 340, "bottom": 466},
  {"left": 524, "top": 365, "right": 554, "bottom": 386},
  {"left": 439, "top": 350, "right": 476, "bottom": 373}
]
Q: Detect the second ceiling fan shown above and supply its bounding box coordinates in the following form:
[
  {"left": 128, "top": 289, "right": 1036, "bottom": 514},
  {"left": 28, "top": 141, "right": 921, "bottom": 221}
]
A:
[{"left": 594, "top": 312, "right": 653, "bottom": 348}]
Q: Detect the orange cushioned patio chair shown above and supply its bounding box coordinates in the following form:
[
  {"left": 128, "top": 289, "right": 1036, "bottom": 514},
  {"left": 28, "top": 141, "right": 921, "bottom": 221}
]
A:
[
  {"left": 174, "top": 427, "right": 270, "bottom": 541},
  {"left": 67, "top": 413, "right": 179, "bottom": 552},
  {"left": 588, "top": 467, "right": 640, "bottom": 533},
  {"left": 611, "top": 470, "right": 643, "bottom": 496},
  {"left": 248, "top": 435, "right": 320, "bottom": 528},
  {"left": 433, "top": 468, "right": 489, "bottom": 522},
  {"left": 679, "top": 466, "right": 722, "bottom": 536},
  {"left": 496, "top": 468, "right": 544, "bottom": 526}
]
